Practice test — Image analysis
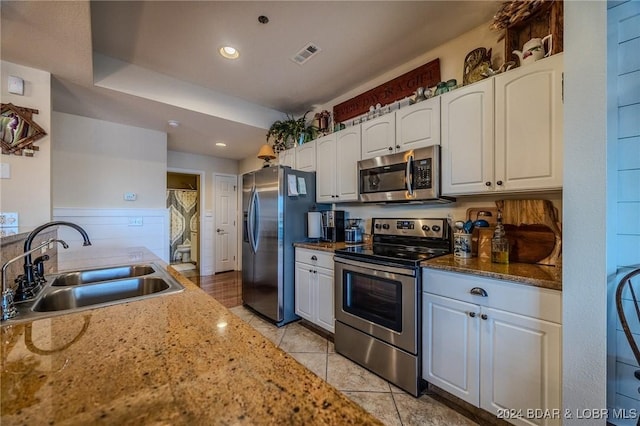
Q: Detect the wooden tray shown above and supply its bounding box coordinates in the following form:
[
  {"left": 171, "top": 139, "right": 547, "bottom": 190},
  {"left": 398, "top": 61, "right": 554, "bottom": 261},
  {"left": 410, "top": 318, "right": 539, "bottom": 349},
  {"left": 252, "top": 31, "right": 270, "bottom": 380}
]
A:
[{"left": 476, "top": 224, "right": 557, "bottom": 265}]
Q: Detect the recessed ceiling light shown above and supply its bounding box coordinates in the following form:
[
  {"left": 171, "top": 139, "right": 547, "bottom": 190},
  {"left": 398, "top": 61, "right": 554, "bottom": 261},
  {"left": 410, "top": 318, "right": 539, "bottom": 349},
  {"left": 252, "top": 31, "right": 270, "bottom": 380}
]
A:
[
  {"left": 219, "top": 46, "right": 239, "bottom": 59},
  {"left": 167, "top": 120, "right": 180, "bottom": 128},
  {"left": 215, "top": 142, "right": 227, "bottom": 147}
]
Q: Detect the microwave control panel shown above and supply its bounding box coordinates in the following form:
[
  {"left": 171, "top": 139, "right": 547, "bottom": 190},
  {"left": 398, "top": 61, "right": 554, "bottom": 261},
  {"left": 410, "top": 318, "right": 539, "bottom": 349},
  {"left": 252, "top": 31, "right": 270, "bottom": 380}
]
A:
[{"left": 414, "top": 159, "right": 432, "bottom": 189}]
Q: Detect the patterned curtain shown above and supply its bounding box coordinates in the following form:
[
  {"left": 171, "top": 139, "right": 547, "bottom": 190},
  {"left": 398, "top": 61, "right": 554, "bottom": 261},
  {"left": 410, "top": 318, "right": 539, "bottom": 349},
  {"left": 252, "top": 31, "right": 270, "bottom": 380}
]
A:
[{"left": 167, "top": 190, "right": 198, "bottom": 262}]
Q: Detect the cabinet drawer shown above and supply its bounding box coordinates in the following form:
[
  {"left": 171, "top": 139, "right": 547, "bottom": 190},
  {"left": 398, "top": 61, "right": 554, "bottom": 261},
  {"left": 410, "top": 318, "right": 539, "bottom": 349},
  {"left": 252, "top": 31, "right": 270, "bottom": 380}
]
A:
[
  {"left": 295, "top": 248, "right": 334, "bottom": 270},
  {"left": 423, "top": 269, "right": 561, "bottom": 323}
]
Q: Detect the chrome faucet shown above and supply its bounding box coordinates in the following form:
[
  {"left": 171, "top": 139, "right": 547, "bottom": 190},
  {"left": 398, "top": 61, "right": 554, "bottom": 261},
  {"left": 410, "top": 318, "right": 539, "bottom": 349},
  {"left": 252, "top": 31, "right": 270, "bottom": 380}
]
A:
[
  {"left": 1, "top": 238, "right": 67, "bottom": 320},
  {"left": 16, "top": 221, "right": 91, "bottom": 301}
]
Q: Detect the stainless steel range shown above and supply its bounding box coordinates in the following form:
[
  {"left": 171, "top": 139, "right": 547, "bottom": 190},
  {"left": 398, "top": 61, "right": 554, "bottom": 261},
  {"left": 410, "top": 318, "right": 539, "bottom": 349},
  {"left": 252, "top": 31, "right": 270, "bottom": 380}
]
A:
[{"left": 333, "top": 218, "right": 452, "bottom": 396}]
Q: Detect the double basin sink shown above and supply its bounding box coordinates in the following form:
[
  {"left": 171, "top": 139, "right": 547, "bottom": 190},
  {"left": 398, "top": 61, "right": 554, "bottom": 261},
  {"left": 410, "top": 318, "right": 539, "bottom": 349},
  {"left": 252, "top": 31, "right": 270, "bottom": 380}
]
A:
[{"left": 10, "top": 263, "right": 185, "bottom": 323}]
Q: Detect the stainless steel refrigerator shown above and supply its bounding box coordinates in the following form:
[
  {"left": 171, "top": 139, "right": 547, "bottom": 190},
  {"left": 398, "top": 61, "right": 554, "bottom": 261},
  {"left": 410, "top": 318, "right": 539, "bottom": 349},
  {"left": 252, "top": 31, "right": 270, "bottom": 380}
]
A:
[{"left": 242, "top": 166, "right": 323, "bottom": 326}]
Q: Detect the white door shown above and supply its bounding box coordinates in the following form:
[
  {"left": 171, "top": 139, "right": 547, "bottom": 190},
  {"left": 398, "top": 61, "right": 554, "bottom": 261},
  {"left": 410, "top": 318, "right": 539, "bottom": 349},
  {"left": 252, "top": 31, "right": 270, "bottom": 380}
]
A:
[
  {"left": 315, "top": 135, "right": 337, "bottom": 202},
  {"left": 494, "top": 54, "right": 564, "bottom": 192},
  {"left": 361, "top": 114, "right": 395, "bottom": 159},
  {"left": 335, "top": 126, "right": 361, "bottom": 202},
  {"left": 479, "top": 307, "right": 562, "bottom": 426},
  {"left": 396, "top": 96, "right": 441, "bottom": 151},
  {"left": 294, "top": 262, "right": 314, "bottom": 321},
  {"left": 441, "top": 78, "right": 495, "bottom": 195},
  {"left": 215, "top": 174, "right": 237, "bottom": 273},
  {"left": 315, "top": 266, "right": 335, "bottom": 333},
  {"left": 423, "top": 293, "right": 480, "bottom": 406}
]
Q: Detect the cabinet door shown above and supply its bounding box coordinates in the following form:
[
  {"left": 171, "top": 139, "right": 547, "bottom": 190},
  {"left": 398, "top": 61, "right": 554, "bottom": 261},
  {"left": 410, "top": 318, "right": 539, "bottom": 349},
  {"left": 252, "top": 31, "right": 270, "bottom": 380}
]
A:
[
  {"left": 335, "top": 126, "right": 361, "bottom": 202},
  {"left": 441, "top": 79, "right": 495, "bottom": 195},
  {"left": 479, "top": 307, "right": 562, "bottom": 426},
  {"left": 296, "top": 141, "right": 316, "bottom": 172},
  {"left": 396, "top": 97, "right": 441, "bottom": 151},
  {"left": 315, "top": 266, "right": 335, "bottom": 333},
  {"left": 294, "top": 262, "right": 314, "bottom": 321},
  {"left": 423, "top": 293, "right": 480, "bottom": 406},
  {"left": 315, "top": 135, "right": 337, "bottom": 202},
  {"left": 361, "top": 114, "right": 395, "bottom": 160},
  {"left": 279, "top": 148, "right": 296, "bottom": 168},
  {"left": 495, "top": 54, "right": 564, "bottom": 192}
]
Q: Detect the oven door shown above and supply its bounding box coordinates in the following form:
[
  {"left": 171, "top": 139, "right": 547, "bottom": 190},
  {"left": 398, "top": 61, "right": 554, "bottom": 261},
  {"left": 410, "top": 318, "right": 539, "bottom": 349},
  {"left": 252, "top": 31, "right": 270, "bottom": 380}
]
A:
[{"left": 334, "top": 257, "right": 418, "bottom": 354}]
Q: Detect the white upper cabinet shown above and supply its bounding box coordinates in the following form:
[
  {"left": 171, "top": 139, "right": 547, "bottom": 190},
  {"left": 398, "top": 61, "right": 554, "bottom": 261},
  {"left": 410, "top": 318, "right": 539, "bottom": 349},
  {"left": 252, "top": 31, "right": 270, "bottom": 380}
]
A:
[
  {"left": 441, "top": 78, "right": 495, "bottom": 195},
  {"left": 316, "top": 126, "right": 361, "bottom": 203},
  {"left": 494, "top": 53, "right": 564, "bottom": 192},
  {"left": 295, "top": 140, "right": 316, "bottom": 172},
  {"left": 395, "top": 96, "right": 441, "bottom": 151},
  {"left": 278, "top": 147, "right": 296, "bottom": 168},
  {"left": 441, "top": 54, "right": 564, "bottom": 196},
  {"left": 361, "top": 114, "right": 396, "bottom": 160}
]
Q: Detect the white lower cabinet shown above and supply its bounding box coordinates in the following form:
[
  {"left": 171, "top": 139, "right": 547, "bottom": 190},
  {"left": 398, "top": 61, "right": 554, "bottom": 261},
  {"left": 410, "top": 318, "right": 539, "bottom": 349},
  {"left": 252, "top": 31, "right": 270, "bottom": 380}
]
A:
[
  {"left": 423, "top": 269, "right": 561, "bottom": 426},
  {"left": 294, "top": 248, "right": 334, "bottom": 333}
]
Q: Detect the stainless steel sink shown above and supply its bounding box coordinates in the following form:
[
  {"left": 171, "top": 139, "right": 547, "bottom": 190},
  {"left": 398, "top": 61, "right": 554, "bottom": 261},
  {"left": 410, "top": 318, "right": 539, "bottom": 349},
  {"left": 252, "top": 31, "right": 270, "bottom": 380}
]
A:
[
  {"left": 34, "top": 277, "right": 170, "bottom": 312},
  {"left": 7, "top": 262, "right": 184, "bottom": 323},
  {"left": 51, "top": 264, "right": 156, "bottom": 286}
]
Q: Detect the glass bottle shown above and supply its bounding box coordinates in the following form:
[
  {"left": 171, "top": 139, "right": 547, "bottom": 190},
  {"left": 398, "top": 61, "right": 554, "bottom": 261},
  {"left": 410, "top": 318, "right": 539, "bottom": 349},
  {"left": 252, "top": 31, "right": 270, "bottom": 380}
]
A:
[{"left": 491, "top": 210, "right": 509, "bottom": 264}]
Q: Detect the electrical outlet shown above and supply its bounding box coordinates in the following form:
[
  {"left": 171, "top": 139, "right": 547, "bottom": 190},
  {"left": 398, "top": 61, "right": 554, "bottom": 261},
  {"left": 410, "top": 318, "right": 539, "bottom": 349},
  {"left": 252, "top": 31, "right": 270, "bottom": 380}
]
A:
[
  {"left": 124, "top": 192, "right": 137, "bottom": 201},
  {"left": 128, "top": 217, "right": 143, "bottom": 226}
]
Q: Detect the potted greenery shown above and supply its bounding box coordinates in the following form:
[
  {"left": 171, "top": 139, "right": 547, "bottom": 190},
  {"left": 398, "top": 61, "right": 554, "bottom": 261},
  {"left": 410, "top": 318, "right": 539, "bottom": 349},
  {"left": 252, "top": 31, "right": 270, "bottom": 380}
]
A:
[{"left": 266, "top": 111, "right": 318, "bottom": 152}]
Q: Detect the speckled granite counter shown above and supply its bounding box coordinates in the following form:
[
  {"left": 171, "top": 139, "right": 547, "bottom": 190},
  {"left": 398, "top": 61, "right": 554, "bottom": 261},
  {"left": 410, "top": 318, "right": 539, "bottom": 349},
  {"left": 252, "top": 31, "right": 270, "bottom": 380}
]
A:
[
  {"left": 0, "top": 247, "right": 381, "bottom": 425},
  {"left": 421, "top": 254, "right": 562, "bottom": 291},
  {"left": 293, "top": 241, "right": 365, "bottom": 253}
]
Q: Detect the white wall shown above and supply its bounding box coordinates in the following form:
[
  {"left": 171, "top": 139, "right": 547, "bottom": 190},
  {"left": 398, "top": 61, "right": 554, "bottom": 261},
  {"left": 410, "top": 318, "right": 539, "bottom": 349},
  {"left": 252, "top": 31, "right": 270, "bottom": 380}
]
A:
[
  {"left": 0, "top": 61, "right": 51, "bottom": 227},
  {"left": 316, "top": 22, "right": 504, "bottom": 114},
  {"left": 51, "top": 112, "right": 169, "bottom": 260},
  {"left": 52, "top": 112, "right": 166, "bottom": 208},
  {"left": 563, "top": 1, "right": 608, "bottom": 422},
  {"left": 167, "top": 150, "right": 238, "bottom": 274}
]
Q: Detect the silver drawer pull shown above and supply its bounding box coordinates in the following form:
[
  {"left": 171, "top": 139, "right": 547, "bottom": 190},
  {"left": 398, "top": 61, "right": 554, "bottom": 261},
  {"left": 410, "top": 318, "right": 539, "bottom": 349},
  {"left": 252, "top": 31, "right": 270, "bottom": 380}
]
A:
[{"left": 470, "top": 287, "right": 488, "bottom": 297}]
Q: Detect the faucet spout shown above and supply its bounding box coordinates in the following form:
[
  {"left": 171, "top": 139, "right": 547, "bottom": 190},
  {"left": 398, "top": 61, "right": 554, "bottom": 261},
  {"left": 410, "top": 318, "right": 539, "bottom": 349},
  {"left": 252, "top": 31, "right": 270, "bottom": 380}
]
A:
[{"left": 18, "top": 221, "right": 91, "bottom": 302}]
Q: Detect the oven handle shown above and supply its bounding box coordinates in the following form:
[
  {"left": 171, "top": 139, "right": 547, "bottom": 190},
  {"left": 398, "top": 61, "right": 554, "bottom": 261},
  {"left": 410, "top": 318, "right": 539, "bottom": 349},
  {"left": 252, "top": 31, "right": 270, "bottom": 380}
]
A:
[{"left": 334, "top": 256, "right": 416, "bottom": 277}]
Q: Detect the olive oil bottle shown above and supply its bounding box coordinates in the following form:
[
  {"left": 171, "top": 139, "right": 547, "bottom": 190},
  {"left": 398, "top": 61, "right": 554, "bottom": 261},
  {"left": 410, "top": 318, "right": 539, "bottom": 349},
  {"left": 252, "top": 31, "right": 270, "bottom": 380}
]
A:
[{"left": 491, "top": 210, "right": 509, "bottom": 264}]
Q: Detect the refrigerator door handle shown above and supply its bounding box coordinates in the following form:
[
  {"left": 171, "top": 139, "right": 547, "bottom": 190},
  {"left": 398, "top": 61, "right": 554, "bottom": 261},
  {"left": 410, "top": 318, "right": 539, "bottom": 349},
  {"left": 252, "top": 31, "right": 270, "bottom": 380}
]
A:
[
  {"left": 247, "top": 187, "right": 257, "bottom": 253},
  {"left": 253, "top": 190, "right": 261, "bottom": 252}
]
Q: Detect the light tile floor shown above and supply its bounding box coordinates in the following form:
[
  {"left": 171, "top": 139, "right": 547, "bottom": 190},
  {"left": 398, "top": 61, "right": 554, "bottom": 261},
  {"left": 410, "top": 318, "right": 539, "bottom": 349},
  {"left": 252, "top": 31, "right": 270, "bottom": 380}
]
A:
[{"left": 228, "top": 305, "right": 478, "bottom": 426}]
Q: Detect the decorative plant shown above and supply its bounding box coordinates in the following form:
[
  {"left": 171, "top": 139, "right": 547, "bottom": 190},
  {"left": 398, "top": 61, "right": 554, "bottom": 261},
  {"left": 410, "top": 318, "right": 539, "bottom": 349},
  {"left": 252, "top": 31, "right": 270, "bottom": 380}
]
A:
[{"left": 266, "top": 111, "right": 318, "bottom": 152}]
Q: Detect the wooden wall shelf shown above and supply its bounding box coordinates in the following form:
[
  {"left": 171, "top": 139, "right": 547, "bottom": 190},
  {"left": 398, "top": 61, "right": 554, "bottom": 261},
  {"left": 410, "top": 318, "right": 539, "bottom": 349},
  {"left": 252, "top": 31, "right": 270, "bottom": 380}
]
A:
[{"left": 504, "top": 1, "right": 564, "bottom": 67}]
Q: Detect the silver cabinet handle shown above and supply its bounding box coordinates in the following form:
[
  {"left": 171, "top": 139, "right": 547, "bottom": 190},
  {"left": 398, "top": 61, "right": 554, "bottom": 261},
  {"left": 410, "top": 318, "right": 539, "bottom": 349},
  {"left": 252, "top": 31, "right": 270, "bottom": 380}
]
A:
[
  {"left": 481, "top": 314, "right": 488, "bottom": 320},
  {"left": 468, "top": 312, "right": 476, "bottom": 318},
  {"left": 470, "top": 287, "right": 488, "bottom": 297},
  {"left": 311, "top": 255, "right": 317, "bottom": 261}
]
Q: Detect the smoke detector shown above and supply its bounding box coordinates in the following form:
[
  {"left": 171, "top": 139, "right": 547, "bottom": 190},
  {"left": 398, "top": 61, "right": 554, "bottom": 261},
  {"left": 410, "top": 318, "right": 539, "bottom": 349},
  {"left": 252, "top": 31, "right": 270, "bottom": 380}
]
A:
[{"left": 291, "top": 42, "right": 321, "bottom": 65}]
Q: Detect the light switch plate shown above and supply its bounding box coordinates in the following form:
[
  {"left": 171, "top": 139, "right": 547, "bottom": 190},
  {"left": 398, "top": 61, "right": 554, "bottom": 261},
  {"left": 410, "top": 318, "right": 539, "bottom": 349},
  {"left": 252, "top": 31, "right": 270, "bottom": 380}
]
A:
[
  {"left": 8, "top": 75, "right": 24, "bottom": 95},
  {"left": 124, "top": 192, "right": 137, "bottom": 201}
]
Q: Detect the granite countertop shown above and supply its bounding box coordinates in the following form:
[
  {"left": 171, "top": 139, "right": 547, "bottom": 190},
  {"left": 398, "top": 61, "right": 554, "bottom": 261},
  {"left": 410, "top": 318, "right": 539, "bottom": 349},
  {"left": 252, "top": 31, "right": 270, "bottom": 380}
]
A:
[
  {"left": 293, "top": 241, "right": 365, "bottom": 253},
  {"left": 0, "top": 248, "right": 381, "bottom": 425},
  {"left": 422, "top": 254, "right": 562, "bottom": 291}
]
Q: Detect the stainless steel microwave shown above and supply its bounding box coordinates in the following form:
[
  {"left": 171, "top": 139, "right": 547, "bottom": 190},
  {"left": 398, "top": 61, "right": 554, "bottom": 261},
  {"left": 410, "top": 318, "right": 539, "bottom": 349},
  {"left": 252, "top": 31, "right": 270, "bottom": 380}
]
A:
[{"left": 358, "top": 145, "right": 455, "bottom": 203}]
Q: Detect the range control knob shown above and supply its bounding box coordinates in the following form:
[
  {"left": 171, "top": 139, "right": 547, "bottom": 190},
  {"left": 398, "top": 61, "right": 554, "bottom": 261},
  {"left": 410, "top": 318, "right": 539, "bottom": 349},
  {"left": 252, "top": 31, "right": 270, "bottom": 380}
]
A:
[
  {"left": 382, "top": 223, "right": 390, "bottom": 230},
  {"left": 375, "top": 223, "right": 381, "bottom": 229},
  {"left": 421, "top": 225, "right": 430, "bottom": 231},
  {"left": 432, "top": 225, "right": 441, "bottom": 232}
]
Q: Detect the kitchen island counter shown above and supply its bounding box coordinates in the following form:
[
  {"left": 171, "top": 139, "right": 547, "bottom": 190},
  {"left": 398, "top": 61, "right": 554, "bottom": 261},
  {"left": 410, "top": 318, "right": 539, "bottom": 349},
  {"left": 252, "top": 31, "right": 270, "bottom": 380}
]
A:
[
  {"left": 422, "top": 254, "right": 562, "bottom": 291},
  {"left": 0, "top": 248, "right": 380, "bottom": 425}
]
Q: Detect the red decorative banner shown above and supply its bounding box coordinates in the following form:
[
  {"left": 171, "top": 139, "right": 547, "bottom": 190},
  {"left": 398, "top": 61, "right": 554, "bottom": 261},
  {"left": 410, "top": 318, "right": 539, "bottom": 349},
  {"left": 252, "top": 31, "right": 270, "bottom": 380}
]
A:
[{"left": 333, "top": 58, "right": 441, "bottom": 124}]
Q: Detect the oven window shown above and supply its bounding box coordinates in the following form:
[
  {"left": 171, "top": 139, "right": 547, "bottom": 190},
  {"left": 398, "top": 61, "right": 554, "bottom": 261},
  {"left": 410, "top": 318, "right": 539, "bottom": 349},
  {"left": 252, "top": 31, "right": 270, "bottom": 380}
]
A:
[
  {"left": 360, "top": 163, "right": 407, "bottom": 194},
  {"left": 343, "top": 271, "right": 402, "bottom": 332}
]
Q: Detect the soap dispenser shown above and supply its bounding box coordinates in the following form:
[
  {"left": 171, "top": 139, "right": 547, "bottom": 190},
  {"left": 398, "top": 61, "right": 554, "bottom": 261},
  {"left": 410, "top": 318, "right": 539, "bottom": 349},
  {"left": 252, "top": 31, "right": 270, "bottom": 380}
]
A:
[{"left": 491, "top": 210, "right": 509, "bottom": 264}]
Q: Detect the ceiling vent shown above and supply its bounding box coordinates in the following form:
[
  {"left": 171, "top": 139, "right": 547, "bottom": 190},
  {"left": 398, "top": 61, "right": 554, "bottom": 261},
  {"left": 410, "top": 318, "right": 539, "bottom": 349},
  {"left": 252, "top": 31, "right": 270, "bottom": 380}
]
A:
[{"left": 291, "top": 42, "right": 321, "bottom": 65}]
